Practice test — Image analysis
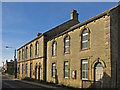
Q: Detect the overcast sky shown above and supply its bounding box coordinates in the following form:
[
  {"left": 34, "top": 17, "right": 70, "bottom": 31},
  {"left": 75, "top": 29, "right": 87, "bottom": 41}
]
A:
[{"left": 1, "top": 2, "right": 118, "bottom": 66}]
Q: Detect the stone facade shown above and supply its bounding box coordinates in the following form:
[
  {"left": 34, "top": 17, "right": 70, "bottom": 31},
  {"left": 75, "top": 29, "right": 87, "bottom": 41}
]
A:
[
  {"left": 17, "top": 35, "right": 46, "bottom": 81},
  {"left": 17, "top": 4, "right": 120, "bottom": 88}
]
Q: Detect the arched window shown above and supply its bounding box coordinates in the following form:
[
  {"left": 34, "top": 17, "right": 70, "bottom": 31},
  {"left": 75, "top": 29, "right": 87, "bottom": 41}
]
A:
[
  {"left": 22, "top": 49, "right": 24, "bottom": 60},
  {"left": 30, "top": 45, "right": 33, "bottom": 57},
  {"left": 26, "top": 47, "right": 28, "bottom": 59},
  {"left": 81, "top": 29, "right": 89, "bottom": 50},
  {"left": 52, "top": 41, "right": 57, "bottom": 56},
  {"left": 64, "top": 36, "right": 70, "bottom": 53},
  {"left": 19, "top": 51, "right": 21, "bottom": 61},
  {"left": 35, "top": 42, "right": 39, "bottom": 56}
]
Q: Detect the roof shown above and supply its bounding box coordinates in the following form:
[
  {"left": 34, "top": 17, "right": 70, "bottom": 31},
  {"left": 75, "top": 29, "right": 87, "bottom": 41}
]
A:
[
  {"left": 17, "top": 19, "right": 79, "bottom": 51},
  {"left": 48, "top": 4, "right": 120, "bottom": 40},
  {"left": 17, "top": 34, "right": 43, "bottom": 51}
]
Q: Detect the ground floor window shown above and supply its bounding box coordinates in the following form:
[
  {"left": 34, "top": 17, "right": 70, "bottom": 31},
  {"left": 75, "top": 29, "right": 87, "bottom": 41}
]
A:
[
  {"left": 64, "top": 61, "right": 69, "bottom": 78},
  {"left": 26, "top": 64, "right": 27, "bottom": 75},
  {"left": 81, "top": 59, "right": 88, "bottom": 80},
  {"left": 30, "top": 63, "right": 32, "bottom": 78},
  {"left": 22, "top": 64, "right": 23, "bottom": 75},
  {"left": 52, "top": 63, "right": 56, "bottom": 77}
]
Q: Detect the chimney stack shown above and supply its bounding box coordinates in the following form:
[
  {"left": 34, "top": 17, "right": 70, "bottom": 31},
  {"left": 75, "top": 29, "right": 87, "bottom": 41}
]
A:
[{"left": 71, "top": 9, "right": 79, "bottom": 21}]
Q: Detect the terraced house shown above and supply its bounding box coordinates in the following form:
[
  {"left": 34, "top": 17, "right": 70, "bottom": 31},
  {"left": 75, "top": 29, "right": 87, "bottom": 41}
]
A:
[{"left": 17, "top": 4, "right": 120, "bottom": 88}]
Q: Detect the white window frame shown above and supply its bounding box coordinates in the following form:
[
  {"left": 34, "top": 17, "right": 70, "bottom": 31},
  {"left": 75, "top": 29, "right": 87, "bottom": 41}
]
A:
[
  {"left": 81, "top": 60, "right": 88, "bottom": 80},
  {"left": 81, "top": 30, "right": 89, "bottom": 50},
  {"left": 64, "top": 61, "right": 69, "bottom": 78},
  {"left": 64, "top": 36, "right": 70, "bottom": 53}
]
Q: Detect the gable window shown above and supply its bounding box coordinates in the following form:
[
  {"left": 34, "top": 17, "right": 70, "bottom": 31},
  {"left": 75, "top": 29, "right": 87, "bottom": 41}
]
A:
[
  {"left": 22, "top": 49, "right": 24, "bottom": 60},
  {"left": 35, "top": 42, "right": 39, "bottom": 56},
  {"left": 64, "top": 61, "right": 69, "bottom": 78},
  {"left": 52, "top": 41, "right": 57, "bottom": 56},
  {"left": 26, "top": 47, "right": 28, "bottom": 59},
  {"left": 81, "top": 59, "right": 88, "bottom": 80},
  {"left": 19, "top": 51, "right": 21, "bottom": 61},
  {"left": 64, "top": 36, "right": 70, "bottom": 53},
  {"left": 30, "top": 45, "right": 33, "bottom": 57},
  {"left": 81, "top": 29, "right": 89, "bottom": 50},
  {"left": 52, "top": 63, "right": 56, "bottom": 77}
]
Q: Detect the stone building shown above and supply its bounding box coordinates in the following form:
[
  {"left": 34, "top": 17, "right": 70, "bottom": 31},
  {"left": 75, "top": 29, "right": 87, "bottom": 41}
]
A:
[
  {"left": 17, "top": 10, "right": 79, "bottom": 81},
  {"left": 17, "top": 4, "right": 120, "bottom": 88},
  {"left": 4, "top": 60, "right": 14, "bottom": 75}
]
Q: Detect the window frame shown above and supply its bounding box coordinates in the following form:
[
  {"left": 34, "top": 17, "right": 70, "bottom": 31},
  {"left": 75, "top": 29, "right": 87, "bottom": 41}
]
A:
[
  {"left": 22, "top": 49, "right": 24, "bottom": 60},
  {"left": 30, "top": 45, "right": 33, "bottom": 58},
  {"left": 19, "top": 51, "right": 21, "bottom": 61},
  {"left": 22, "top": 64, "right": 23, "bottom": 75},
  {"left": 81, "top": 59, "right": 88, "bottom": 80},
  {"left": 52, "top": 63, "right": 56, "bottom": 77},
  {"left": 64, "top": 35, "right": 70, "bottom": 54},
  {"left": 64, "top": 61, "right": 69, "bottom": 78},
  {"left": 26, "top": 64, "right": 27, "bottom": 76},
  {"left": 26, "top": 47, "right": 28, "bottom": 59},
  {"left": 52, "top": 41, "right": 57, "bottom": 56},
  {"left": 35, "top": 41, "right": 39, "bottom": 56}
]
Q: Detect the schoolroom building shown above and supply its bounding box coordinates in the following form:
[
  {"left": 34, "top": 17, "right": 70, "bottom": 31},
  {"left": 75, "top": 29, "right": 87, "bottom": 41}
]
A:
[{"left": 17, "top": 4, "right": 120, "bottom": 88}]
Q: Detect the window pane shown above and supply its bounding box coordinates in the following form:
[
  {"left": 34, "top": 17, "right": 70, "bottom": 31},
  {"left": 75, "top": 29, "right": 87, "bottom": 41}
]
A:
[
  {"left": 64, "top": 62, "right": 68, "bottom": 78},
  {"left": 65, "top": 47, "right": 69, "bottom": 53},
  {"left": 52, "top": 42, "right": 56, "bottom": 56},
  {"left": 82, "top": 35, "right": 88, "bottom": 41},
  {"left": 52, "top": 63, "right": 56, "bottom": 77},
  {"left": 64, "top": 36, "right": 69, "bottom": 53},
  {"left": 82, "top": 30, "right": 88, "bottom": 34}
]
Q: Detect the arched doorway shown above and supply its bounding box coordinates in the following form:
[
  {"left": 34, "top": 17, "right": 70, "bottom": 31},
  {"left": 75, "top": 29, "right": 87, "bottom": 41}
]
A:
[
  {"left": 94, "top": 62, "right": 103, "bottom": 88},
  {"left": 35, "top": 66, "right": 37, "bottom": 80},
  {"left": 38, "top": 66, "right": 41, "bottom": 80}
]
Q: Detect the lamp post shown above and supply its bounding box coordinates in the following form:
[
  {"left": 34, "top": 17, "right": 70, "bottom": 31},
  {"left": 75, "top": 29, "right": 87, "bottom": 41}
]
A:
[{"left": 5, "top": 46, "right": 17, "bottom": 78}]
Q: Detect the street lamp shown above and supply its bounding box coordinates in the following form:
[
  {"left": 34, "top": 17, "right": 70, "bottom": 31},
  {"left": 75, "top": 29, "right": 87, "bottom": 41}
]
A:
[{"left": 5, "top": 46, "right": 17, "bottom": 78}]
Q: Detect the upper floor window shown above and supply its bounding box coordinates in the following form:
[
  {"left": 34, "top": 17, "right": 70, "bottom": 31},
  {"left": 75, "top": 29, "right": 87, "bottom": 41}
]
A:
[
  {"left": 52, "top": 41, "right": 57, "bottom": 56},
  {"left": 64, "top": 61, "right": 69, "bottom": 78},
  {"left": 22, "top": 49, "right": 24, "bottom": 60},
  {"left": 81, "top": 59, "right": 88, "bottom": 80},
  {"left": 30, "top": 45, "right": 33, "bottom": 57},
  {"left": 81, "top": 29, "right": 89, "bottom": 50},
  {"left": 64, "top": 36, "right": 70, "bottom": 53},
  {"left": 26, "top": 47, "right": 28, "bottom": 59},
  {"left": 19, "top": 51, "right": 21, "bottom": 61},
  {"left": 35, "top": 42, "right": 39, "bottom": 56}
]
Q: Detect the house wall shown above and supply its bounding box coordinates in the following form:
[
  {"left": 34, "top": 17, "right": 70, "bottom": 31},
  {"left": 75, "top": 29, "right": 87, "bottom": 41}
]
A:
[
  {"left": 17, "top": 36, "right": 45, "bottom": 80},
  {"left": 47, "top": 15, "right": 111, "bottom": 88},
  {"left": 110, "top": 5, "right": 120, "bottom": 88}
]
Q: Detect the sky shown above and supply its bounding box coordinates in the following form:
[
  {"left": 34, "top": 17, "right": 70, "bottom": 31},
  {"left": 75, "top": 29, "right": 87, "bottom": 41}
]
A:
[{"left": 1, "top": 2, "right": 118, "bottom": 67}]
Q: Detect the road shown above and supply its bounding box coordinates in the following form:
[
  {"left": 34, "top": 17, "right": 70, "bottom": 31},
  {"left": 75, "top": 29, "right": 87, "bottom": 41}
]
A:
[
  {"left": 2, "top": 74, "right": 57, "bottom": 90},
  {"left": 1, "top": 74, "right": 73, "bottom": 90}
]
